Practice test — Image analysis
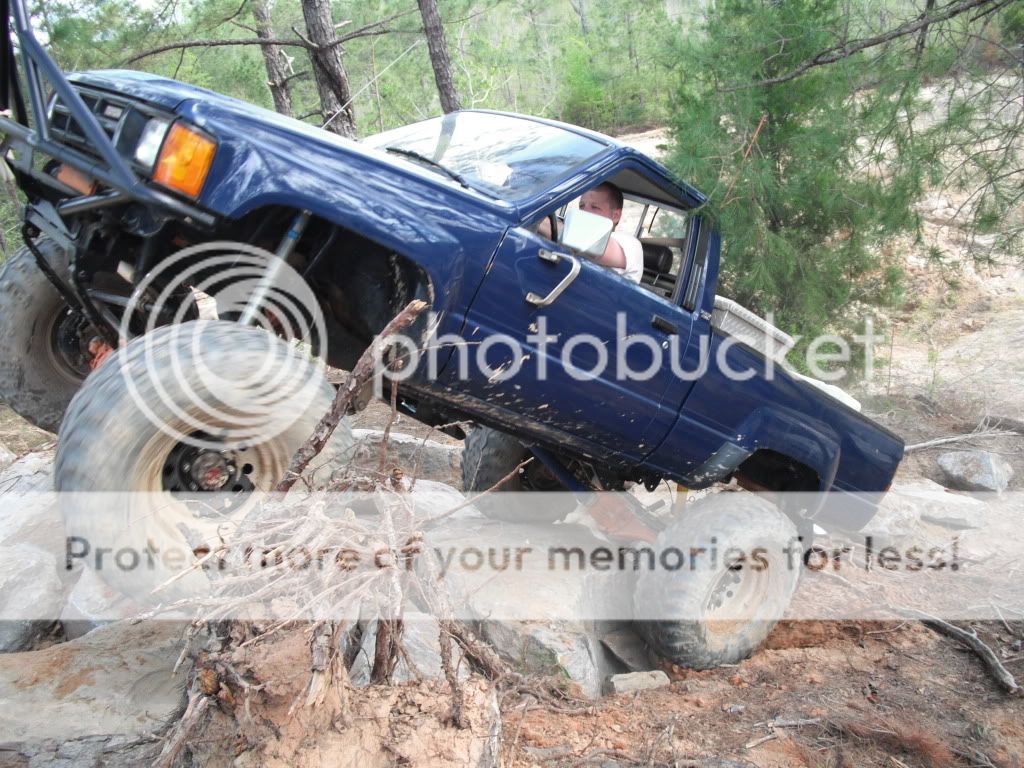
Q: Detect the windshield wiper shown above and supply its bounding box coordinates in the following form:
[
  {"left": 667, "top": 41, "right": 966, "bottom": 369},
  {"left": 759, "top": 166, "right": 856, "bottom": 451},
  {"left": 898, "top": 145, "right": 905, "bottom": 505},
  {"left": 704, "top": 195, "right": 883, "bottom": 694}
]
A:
[{"left": 384, "top": 146, "right": 472, "bottom": 189}]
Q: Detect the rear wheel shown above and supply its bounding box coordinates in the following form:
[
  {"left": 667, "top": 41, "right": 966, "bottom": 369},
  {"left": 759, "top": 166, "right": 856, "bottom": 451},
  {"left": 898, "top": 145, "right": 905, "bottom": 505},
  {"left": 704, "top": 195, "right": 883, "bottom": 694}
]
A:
[
  {"left": 461, "top": 425, "right": 577, "bottom": 522},
  {"left": 55, "top": 320, "right": 353, "bottom": 602},
  {"left": 633, "top": 492, "right": 801, "bottom": 670}
]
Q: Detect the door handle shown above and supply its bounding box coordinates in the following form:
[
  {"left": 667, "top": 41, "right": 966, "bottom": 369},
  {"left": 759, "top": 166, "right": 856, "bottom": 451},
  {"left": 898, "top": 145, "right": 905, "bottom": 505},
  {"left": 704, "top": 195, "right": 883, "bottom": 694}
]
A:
[
  {"left": 651, "top": 314, "right": 678, "bottom": 335},
  {"left": 525, "top": 250, "right": 581, "bottom": 307}
]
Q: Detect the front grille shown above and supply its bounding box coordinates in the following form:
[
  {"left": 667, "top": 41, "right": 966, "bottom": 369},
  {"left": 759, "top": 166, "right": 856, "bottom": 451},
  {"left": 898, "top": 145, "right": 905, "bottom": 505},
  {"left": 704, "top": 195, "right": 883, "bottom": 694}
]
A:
[{"left": 48, "top": 87, "right": 130, "bottom": 156}]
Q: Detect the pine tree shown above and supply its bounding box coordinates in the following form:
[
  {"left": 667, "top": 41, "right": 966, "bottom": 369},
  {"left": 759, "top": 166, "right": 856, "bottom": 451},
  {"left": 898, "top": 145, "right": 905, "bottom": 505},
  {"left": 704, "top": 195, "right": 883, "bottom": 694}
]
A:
[{"left": 665, "top": 0, "right": 931, "bottom": 341}]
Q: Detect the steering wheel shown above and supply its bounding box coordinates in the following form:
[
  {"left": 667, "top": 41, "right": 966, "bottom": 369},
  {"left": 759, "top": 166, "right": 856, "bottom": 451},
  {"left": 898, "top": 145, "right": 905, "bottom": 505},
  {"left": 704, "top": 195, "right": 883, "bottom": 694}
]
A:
[{"left": 547, "top": 213, "right": 559, "bottom": 243}]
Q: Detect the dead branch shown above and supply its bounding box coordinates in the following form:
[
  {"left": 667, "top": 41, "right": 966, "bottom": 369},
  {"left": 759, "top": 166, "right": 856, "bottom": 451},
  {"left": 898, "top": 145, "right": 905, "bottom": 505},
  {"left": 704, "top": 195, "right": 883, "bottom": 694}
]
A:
[
  {"left": 153, "top": 691, "right": 211, "bottom": 768},
  {"left": 439, "top": 623, "right": 467, "bottom": 728},
  {"left": 276, "top": 299, "right": 427, "bottom": 493},
  {"left": 729, "top": 0, "right": 1009, "bottom": 90},
  {"left": 899, "top": 609, "right": 1022, "bottom": 695},
  {"left": 905, "top": 428, "right": 1019, "bottom": 451},
  {"left": 370, "top": 618, "right": 403, "bottom": 683},
  {"left": 424, "top": 455, "right": 534, "bottom": 524},
  {"left": 378, "top": 362, "right": 400, "bottom": 472}
]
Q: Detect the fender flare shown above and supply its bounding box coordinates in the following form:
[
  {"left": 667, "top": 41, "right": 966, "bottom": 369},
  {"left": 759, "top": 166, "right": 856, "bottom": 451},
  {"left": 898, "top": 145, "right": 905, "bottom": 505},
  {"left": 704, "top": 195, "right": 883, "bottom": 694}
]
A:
[{"left": 688, "top": 406, "right": 840, "bottom": 491}]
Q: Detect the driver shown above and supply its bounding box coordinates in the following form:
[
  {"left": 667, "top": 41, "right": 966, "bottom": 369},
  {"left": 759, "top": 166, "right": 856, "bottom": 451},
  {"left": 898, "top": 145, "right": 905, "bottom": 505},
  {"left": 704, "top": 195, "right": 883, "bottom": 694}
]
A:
[
  {"left": 535, "top": 182, "right": 643, "bottom": 283},
  {"left": 579, "top": 182, "right": 643, "bottom": 283}
]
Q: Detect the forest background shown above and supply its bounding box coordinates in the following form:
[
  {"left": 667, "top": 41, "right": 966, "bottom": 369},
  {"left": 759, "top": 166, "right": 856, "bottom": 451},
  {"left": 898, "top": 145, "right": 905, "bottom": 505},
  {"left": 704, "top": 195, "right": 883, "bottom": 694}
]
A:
[{"left": 7, "top": 0, "right": 1023, "bottom": 350}]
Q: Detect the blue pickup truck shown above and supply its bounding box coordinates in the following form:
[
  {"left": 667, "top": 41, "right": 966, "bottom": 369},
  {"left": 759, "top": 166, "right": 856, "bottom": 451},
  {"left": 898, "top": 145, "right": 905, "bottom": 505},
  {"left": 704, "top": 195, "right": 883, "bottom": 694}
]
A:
[{"left": 0, "top": 4, "right": 902, "bottom": 668}]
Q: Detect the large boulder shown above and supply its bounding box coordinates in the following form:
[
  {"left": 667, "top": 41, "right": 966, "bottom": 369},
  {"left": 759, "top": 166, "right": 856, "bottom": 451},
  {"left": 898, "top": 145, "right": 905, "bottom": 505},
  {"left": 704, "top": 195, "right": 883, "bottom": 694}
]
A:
[
  {"left": 0, "top": 543, "right": 62, "bottom": 652},
  {"left": 60, "top": 567, "right": 140, "bottom": 640},
  {"left": 0, "top": 619, "right": 189, "bottom": 763},
  {"left": 0, "top": 442, "right": 15, "bottom": 473},
  {"left": 895, "top": 479, "right": 988, "bottom": 530},
  {"left": 859, "top": 488, "right": 927, "bottom": 546},
  {"left": 0, "top": 447, "right": 54, "bottom": 494},
  {"left": 348, "top": 429, "right": 462, "bottom": 487},
  {"left": 419, "top": 505, "right": 632, "bottom": 698},
  {"left": 479, "top": 620, "right": 611, "bottom": 698},
  {"left": 862, "top": 480, "right": 989, "bottom": 545},
  {"left": 937, "top": 450, "right": 1013, "bottom": 493}
]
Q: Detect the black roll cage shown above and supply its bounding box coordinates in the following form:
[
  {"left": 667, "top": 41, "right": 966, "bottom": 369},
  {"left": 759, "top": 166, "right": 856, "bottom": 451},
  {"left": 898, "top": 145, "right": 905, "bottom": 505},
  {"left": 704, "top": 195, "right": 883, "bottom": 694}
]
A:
[
  {"left": 0, "top": 0, "right": 220, "bottom": 344},
  {"left": 0, "top": 0, "right": 215, "bottom": 226}
]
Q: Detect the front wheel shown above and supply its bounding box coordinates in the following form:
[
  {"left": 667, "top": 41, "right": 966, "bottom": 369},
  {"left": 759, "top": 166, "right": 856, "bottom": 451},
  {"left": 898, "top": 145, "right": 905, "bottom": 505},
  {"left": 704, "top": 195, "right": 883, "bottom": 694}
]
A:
[
  {"left": 633, "top": 492, "right": 801, "bottom": 670},
  {"left": 0, "top": 240, "right": 90, "bottom": 432},
  {"left": 55, "top": 320, "right": 353, "bottom": 603}
]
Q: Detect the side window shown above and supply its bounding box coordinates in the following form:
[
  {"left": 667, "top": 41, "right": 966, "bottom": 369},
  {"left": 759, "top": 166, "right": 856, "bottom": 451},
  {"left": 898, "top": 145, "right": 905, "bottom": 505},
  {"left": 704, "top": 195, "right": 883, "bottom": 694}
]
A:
[
  {"left": 617, "top": 198, "right": 647, "bottom": 237},
  {"left": 636, "top": 206, "right": 689, "bottom": 302}
]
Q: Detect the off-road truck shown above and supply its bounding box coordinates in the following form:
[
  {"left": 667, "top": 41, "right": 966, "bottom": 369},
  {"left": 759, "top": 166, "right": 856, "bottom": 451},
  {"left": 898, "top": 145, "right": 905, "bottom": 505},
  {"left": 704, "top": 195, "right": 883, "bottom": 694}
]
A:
[{"left": 0, "top": 2, "right": 902, "bottom": 669}]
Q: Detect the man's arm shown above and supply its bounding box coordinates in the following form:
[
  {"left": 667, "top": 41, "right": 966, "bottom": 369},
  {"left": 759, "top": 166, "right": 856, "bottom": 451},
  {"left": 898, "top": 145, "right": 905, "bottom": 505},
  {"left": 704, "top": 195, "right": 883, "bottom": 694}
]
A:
[{"left": 591, "top": 236, "right": 627, "bottom": 269}]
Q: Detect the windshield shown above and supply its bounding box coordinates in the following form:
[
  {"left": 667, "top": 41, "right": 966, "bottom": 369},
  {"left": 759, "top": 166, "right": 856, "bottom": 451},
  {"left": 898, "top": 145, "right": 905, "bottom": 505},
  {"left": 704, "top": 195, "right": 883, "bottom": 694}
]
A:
[{"left": 363, "top": 112, "right": 608, "bottom": 200}]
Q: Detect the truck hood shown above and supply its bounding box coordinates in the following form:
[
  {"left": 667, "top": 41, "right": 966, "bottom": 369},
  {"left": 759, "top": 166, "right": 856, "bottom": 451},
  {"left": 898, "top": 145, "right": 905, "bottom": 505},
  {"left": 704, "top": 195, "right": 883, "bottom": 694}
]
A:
[{"left": 68, "top": 70, "right": 242, "bottom": 111}]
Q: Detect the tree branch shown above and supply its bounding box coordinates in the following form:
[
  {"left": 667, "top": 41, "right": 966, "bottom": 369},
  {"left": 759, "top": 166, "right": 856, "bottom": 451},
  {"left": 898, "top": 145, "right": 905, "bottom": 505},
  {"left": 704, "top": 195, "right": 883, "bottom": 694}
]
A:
[
  {"left": 728, "top": 0, "right": 1009, "bottom": 90},
  {"left": 275, "top": 299, "right": 428, "bottom": 494},
  {"left": 123, "top": 9, "right": 413, "bottom": 65}
]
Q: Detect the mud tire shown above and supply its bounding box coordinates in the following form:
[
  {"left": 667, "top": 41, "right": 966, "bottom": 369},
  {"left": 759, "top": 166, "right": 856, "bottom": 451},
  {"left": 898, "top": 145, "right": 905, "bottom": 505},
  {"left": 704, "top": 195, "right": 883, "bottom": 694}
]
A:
[
  {"left": 0, "top": 240, "right": 84, "bottom": 432},
  {"left": 461, "top": 425, "right": 575, "bottom": 522},
  {"left": 634, "top": 492, "right": 800, "bottom": 670},
  {"left": 54, "top": 320, "right": 353, "bottom": 602}
]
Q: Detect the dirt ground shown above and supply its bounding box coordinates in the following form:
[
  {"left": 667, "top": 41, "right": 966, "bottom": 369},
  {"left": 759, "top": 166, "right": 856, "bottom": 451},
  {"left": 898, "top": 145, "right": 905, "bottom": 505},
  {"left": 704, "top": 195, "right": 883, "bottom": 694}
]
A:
[{"left": 505, "top": 619, "right": 1023, "bottom": 767}]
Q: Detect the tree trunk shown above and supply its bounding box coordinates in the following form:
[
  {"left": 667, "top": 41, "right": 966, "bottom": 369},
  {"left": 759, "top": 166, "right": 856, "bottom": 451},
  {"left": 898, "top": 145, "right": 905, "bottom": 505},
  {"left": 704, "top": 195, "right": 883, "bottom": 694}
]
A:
[
  {"left": 301, "top": 0, "right": 357, "bottom": 138},
  {"left": 252, "top": 0, "right": 294, "bottom": 117},
  {"left": 570, "top": 0, "right": 590, "bottom": 36},
  {"left": 417, "top": 0, "right": 461, "bottom": 113}
]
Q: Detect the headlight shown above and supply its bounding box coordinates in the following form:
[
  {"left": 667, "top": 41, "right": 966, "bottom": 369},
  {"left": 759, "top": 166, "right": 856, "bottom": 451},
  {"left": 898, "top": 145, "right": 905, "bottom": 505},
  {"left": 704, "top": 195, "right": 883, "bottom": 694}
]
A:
[
  {"left": 153, "top": 122, "right": 217, "bottom": 199},
  {"left": 133, "top": 117, "right": 171, "bottom": 168}
]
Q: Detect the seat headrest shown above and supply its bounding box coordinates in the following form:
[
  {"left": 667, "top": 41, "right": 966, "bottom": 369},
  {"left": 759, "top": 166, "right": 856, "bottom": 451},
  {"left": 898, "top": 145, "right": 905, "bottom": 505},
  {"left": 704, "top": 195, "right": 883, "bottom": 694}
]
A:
[{"left": 642, "top": 242, "right": 673, "bottom": 274}]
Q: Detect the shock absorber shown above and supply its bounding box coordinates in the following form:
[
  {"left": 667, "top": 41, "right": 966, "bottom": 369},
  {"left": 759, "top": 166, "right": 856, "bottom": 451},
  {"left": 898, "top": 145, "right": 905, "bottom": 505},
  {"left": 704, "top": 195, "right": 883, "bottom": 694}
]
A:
[{"left": 238, "top": 209, "right": 312, "bottom": 325}]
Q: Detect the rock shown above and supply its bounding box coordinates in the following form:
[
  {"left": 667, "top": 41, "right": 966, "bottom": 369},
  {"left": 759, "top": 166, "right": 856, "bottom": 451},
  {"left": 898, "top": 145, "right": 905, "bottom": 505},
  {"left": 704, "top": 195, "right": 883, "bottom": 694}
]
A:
[
  {"left": 349, "top": 612, "right": 468, "bottom": 686},
  {"left": 348, "top": 429, "right": 462, "bottom": 486},
  {"left": 404, "top": 479, "right": 482, "bottom": 521},
  {"left": 938, "top": 450, "right": 1013, "bottom": 493},
  {"left": 0, "top": 450, "right": 66, "bottom": 570},
  {"left": 863, "top": 480, "right": 989, "bottom": 544},
  {"left": 2, "top": 734, "right": 162, "bottom": 767},
  {"left": 481, "top": 621, "right": 608, "bottom": 698},
  {"left": 0, "top": 620, "right": 189, "bottom": 755},
  {"left": 604, "top": 670, "right": 670, "bottom": 694},
  {"left": 60, "top": 567, "right": 140, "bottom": 640},
  {"left": 0, "top": 448, "right": 54, "bottom": 494},
  {"left": 0, "top": 544, "right": 62, "bottom": 652},
  {"left": 420, "top": 515, "right": 633, "bottom": 698},
  {"left": 0, "top": 443, "right": 15, "bottom": 472},
  {"left": 860, "top": 490, "right": 926, "bottom": 546},
  {"left": 600, "top": 627, "right": 652, "bottom": 672},
  {"left": 896, "top": 479, "right": 988, "bottom": 530}
]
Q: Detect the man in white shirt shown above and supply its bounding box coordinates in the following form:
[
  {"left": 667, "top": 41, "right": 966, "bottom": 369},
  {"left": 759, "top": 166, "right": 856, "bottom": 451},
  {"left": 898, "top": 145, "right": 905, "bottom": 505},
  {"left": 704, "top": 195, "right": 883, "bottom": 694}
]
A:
[{"left": 578, "top": 182, "right": 644, "bottom": 283}]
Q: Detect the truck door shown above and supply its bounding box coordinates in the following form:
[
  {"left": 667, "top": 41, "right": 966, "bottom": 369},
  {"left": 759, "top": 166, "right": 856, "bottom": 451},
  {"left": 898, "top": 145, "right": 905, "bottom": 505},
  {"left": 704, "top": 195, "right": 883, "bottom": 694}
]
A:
[{"left": 444, "top": 225, "right": 697, "bottom": 460}]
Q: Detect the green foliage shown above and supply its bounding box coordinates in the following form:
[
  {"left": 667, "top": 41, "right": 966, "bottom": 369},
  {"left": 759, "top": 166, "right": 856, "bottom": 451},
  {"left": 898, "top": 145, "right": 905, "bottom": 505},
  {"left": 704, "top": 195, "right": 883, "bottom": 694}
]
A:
[
  {"left": 1000, "top": 2, "right": 1024, "bottom": 44},
  {"left": 664, "top": 0, "right": 939, "bottom": 341}
]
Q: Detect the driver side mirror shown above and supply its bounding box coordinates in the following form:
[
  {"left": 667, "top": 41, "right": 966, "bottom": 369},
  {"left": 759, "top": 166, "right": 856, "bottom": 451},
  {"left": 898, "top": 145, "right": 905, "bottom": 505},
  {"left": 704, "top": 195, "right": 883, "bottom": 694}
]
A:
[{"left": 559, "top": 208, "right": 612, "bottom": 258}]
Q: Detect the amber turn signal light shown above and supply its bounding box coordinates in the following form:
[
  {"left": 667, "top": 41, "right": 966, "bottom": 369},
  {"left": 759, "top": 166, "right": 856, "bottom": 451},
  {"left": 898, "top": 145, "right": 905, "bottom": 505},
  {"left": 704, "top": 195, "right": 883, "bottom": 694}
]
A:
[
  {"left": 56, "top": 164, "right": 97, "bottom": 195},
  {"left": 153, "top": 122, "right": 216, "bottom": 199}
]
